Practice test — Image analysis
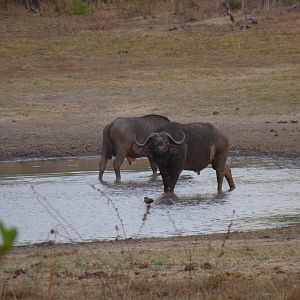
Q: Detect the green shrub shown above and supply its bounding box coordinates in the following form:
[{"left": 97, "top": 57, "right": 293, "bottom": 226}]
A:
[
  {"left": 55, "top": 0, "right": 90, "bottom": 16},
  {"left": 0, "top": 221, "right": 17, "bottom": 259},
  {"left": 71, "top": 0, "right": 90, "bottom": 15}
]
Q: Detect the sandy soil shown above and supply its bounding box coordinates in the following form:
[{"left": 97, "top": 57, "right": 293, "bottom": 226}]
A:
[{"left": 0, "top": 11, "right": 299, "bottom": 160}]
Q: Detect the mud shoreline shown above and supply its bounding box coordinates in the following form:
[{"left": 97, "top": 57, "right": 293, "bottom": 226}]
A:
[
  {"left": 0, "top": 147, "right": 300, "bottom": 163},
  {"left": 12, "top": 223, "right": 300, "bottom": 252}
]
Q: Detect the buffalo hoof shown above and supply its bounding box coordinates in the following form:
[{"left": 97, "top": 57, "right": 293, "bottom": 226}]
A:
[
  {"left": 216, "top": 190, "right": 226, "bottom": 196},
  {"left": 215, "top": 192, "right": 227, "bottom": 200},
  {"left": 163, "top": 190, "right": 175, "bottom": 195},
  {"left": 228, "top": 186, "right": 236, "bottom": 192},
  {"left": 150, "top": 173, "right": 160, "bottom": 180},
  {"left": 115, "top": 178, "right": 121, "bottom": 184},
  {"left": 98, "top": 171, "right": 104, "bottom": 181},
  {"left": 98, "top": 178, "right": 106, "bottom": 185}
]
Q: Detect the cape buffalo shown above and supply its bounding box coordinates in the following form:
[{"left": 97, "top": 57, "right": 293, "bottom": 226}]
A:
[
  {"left": 98, "top": 115, "right": 170, "bottom": 181},
  {"left": 135, "top": 122, "right": 235, "bottom": 194}
]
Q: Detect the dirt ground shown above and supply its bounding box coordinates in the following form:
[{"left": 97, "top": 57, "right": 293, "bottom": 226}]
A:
[
  {"left": 0, "top": 9, "right": 299, "bottom": 160},
  {"left": 1, "top": 225, "right": 300, "bottom": 299}
]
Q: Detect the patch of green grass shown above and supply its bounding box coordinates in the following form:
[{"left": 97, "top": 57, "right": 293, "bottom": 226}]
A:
[
  {"left": 257, "top": 255, "right": 273, "bottom": 261},
  {"left": 55, "top": 0, "right": 90, "bottom": 16},
  {"left": 152, "top": 256, "right": 174, "bottom": 268},
  {"left": 4, "top": 267, "right": 18, "bottom": 274}
]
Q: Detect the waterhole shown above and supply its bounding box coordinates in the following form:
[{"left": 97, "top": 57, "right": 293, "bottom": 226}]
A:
[{"left": 0, "top": 155, "right": 299, "bottom": 245}]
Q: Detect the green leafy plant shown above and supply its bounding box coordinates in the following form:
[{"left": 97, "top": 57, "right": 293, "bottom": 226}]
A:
[
  {"left": 55, "top": 0, "right": 90, "bottom": 15},
  {"left": 0, "top": 221, "right": 17, "bottom": 258},
  {"left": 71, "top": 0, "right": 90, "bottom": 15}
]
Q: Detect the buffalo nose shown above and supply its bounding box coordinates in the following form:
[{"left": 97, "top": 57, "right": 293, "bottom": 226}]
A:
[{"left": 158, "top": 146, "right": 166, "bottom": 152}]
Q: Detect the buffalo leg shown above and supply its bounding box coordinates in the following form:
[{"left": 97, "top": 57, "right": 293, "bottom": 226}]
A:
[
  {"left": 216, "top": 171, "right": 225, "bottom": 194},
  {"left": 98, "top": 155, "right": 108, "bottom": 180},
  {"left": 148, "top": 158, "right": 158, "bottom": 175},
  {"left": 113, "top": 154, "right": 125, "bottom": 180},
  {"left": 225, "top": 164, "right": 235, "bottom": 191},
  {"left": 212, "top": 156, "right": 227, "bottom": 194},
  {"left": 160, "top": 169, "right": 170, "bottom": 193},
  {"left": 169, "top": 172, "right": 181, "bottom": 193},
  {"left": 162, "top": 175, "right": 170, "bottom": 193}
]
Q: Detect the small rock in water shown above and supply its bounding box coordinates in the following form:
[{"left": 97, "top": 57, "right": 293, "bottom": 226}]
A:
[{"left": 144, "top": 197, "right": 154, "bottom": 205}]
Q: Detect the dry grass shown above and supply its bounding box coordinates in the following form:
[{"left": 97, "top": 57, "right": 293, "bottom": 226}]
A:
[
  {"left": 1, "top": 226, "right": 300, "bottom": 299},
  {"left": 0, "top": 17, "right": 299, "bottom": 108},
  {"left": 0, "top": 8, "right": 299, "bottom": 158}
]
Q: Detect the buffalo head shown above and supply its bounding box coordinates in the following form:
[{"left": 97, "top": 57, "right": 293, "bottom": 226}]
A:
[{"left": 134, "top": 131, "right": 185, "bottom": 156}]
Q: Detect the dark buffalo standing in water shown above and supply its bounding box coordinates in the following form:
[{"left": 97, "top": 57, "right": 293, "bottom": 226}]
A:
[
  {"left": 99, "top": 115, "right": 170, "bottom": 181},
  {"left": 135, "top": 122, "right": 235, "bottom": 194}
]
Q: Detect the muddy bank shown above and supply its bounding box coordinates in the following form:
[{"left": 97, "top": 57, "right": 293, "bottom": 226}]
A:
[
  {"left": 0, "top": 112, "right": 299, "bottom": 161},
  {"left": 11, "top": 224, "right": 300, "bottom": 254}
]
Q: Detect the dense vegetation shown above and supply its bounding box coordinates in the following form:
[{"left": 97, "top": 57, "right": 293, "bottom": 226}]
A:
[{"left": 0, "top": 0, "right": 299, "bottom": 16}]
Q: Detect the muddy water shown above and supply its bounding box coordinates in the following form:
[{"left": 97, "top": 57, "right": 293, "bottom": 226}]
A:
[{"left": 0, "top": 156, "right": 300, "bottom": 245}]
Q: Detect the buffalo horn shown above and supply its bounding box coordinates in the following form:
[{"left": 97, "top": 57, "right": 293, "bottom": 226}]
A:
[
  {"left": 134, "top": 133, "right": 158, "bottom": 148},
  {"left": 161, "top": 131, "right": 186, "bottom": 145}
]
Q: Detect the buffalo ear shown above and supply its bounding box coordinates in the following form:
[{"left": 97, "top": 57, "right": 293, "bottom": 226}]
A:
[{"left": 169, "top": 146, "right": 179, "bottom": 154}]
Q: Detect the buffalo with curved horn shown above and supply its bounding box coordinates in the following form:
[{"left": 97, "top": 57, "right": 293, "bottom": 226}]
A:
[
  {"left": 135, "top": 122, "right": 235, "bottom": 194},
  {"left": 135, "top": 131, "right": 185, "bottom": 148},
  {"left": 98, "top": 114, "right": 170, "bottom": 181}
]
